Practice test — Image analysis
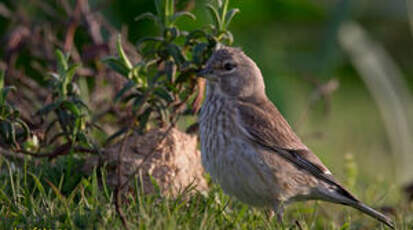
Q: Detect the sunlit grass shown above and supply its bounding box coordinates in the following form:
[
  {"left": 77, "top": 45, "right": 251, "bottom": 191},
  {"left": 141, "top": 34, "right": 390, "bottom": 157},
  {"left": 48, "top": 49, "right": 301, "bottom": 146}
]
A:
[{"left": 0, "top": 153, "right": 411, "bottom": 229}]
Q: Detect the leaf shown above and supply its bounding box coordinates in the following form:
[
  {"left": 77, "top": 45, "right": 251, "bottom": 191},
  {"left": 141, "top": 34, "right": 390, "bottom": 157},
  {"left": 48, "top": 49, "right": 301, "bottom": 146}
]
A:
[
  {"left": 0, "top": 121, "right": 10, "bottom": 142},
  {"left": 0, "top": 86, "right": 16, "bottom": 105},
  {"left": 62, "top": 101, "right": 81, "bottom": 117},
  {"left": 45, "top": 179, "right": 67, "bottom": 204},
  {"left": 164, "top": 26, "right": 180, "bottom": 41},
  {"left": 15, "top": 118, "right": 30, "bottom": 140},
  {"left": 185, "top": 30, "right": 207, "bottom": 45},
  {"left": 72, "top": 98, "right": 90, "bottom": 112},
  {"left": 0, "top": 188, "right": 11, "bottom": 206},
  {"left": 102, "top": 57, "right": 130, "bottom": 77},
  {"left": 122, "top": 93, "right": 141, "bottom": 104},
  {"left": 154, "top": 0, "right": 163, "bottom": 17},
  {"left": 175, "top": 71, "right": 192, "bottom": 84},
  {"left": 65, "top": 64, "right": 81, "bottom": 84},
  {"left": 223, "top": 30, "right": 234, "bottom": 45},
  {"left": 135, "top": 12, "right": 160, "bottom": 26},
  {"left": 56, "top": 50, "right": 69, "bottom": 74},
  {"left": 164, "top": 60, "right": 176, "bottom": 82},
  {"left": 154, "top": 87, "right": 173, "bottom": 103},
  {"left": 35, "top": 100, "right": 62, "bottom": 116},
  {"left": 166, "top": 44, "right": 186, "bottom": 65},
  {"left": 0, "top": 121, "right": 16, "bottom": 146},
  {"left": 0, "top": 70, "right": 4, "bottom": 89},
  {"left": 138, "top": 107, "right": 152, "bottom": 131},
  {"left": 136, "top": 36, "right": 164, "bottom": 49},
  {"left": 171, "top": 11, "right": 196, "bottom": 23},
  {"left": 114, "top": 81, "right": 136, "bottom": 102},
  {"left": 206, "top": 4, "right": 222, "bottom": 31},
  {"left": 116, "top": 35, "right": 133, "bottom": 70},
  {"left": 106, "top": 127, "right": 129, "bottom": 144},
  {"left": 132, "top": 95, "right": 147, "bottom": 112},
  {"left": 224, "top": 8, "right": 239, "bottom": 28},
  {"left": 28, "top": 172, "right": 46, "bottom": 196},
  {"left": 192, "top": 43, "right": 208, "bottom": 65}
]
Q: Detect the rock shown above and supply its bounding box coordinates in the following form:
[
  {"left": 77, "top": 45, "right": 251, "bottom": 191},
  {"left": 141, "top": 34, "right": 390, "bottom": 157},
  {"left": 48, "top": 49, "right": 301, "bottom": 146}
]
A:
[{"left": 83, "top": 128, "right": 208, "bottom": 197}]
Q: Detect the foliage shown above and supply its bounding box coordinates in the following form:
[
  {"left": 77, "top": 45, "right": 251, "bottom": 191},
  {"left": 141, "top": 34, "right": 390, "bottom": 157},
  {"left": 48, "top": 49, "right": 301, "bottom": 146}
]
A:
[
  {"left": 0, "top": 71, "right": 30, "bottom": 149},
  {"left": 0, "top": 0, "right": 411, "bottom": 228},
  {"left": 1, "top": 156, "right": 410, "bottom": 230},
  {"left": 103, "top": 0, "right": 239, "bottom": 137},
  {"left": 35, "top": 50, "right": 92, "bottom": 149}
]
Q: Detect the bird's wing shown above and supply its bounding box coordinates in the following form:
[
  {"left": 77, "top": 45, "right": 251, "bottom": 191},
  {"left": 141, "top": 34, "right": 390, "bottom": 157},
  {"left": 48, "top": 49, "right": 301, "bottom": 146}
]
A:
[{"left": 236, "top": 99, "right": 358, "bottom": 201}]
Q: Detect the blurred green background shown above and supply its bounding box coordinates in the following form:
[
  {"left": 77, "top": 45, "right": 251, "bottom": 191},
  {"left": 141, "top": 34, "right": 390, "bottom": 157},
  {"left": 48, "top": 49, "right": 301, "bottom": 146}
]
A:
[
  {"left": 101, "top": 0, "right": 413, "bottom": 189},
  {"left": 1, "top": 0, "right": 412, "bottom": 203}
]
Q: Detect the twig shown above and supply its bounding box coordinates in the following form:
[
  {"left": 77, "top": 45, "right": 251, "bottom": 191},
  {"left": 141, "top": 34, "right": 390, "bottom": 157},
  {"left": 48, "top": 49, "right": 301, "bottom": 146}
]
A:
[
  {"left": 0, "top": 148, "right": 26, "bottom": 162},
  {"left": 295, "top": 220, "right": 304, "bottom": 230},
  {"left": 192, "top": 77, "right": 205, "bottom": 114},
  {"left": 15, "top": 143, "right": 97, "bottom": 160},
  {"left": 114, "top": 130, "right": 131, "bottom": 230},
  {"left": 63, "top": 0, "right": 82, "bottom": 52}
]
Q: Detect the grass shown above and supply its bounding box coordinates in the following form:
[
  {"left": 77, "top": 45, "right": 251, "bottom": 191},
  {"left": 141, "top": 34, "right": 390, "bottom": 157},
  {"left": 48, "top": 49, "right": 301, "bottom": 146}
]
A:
[{"left": 0, "top": 153, "right": 411, "bottom": 230}]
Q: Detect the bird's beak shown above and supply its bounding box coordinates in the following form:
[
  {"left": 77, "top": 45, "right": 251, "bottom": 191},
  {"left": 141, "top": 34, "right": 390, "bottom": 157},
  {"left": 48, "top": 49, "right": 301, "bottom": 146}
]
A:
[{"left": 197, "top": 67, "right": 217, "bottom": 81}]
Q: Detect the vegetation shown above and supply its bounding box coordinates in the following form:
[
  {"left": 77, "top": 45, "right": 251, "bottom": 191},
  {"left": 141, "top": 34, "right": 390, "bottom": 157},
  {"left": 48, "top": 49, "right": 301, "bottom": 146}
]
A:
[{"left": 0, "top": 0, "right": 412, "bottom": 229}]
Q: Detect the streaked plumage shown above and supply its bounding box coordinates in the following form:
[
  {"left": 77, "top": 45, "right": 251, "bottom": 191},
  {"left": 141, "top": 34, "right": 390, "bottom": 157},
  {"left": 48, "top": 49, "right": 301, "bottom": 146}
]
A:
[{"left": 198, "top": 47, "right": 394, "bottom": 228}]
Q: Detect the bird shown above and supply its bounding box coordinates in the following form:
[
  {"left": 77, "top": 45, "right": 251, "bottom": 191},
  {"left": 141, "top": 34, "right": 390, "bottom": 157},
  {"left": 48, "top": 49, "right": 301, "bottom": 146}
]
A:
[{"left": 197, "top": 46, "right": 394, "bottom": 229}]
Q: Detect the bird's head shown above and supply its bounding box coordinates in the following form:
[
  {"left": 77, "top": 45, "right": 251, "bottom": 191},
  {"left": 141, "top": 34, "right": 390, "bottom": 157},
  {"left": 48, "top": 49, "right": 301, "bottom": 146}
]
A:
[{"left": 198, "top": 46, "right": 266, "bottom": 100}]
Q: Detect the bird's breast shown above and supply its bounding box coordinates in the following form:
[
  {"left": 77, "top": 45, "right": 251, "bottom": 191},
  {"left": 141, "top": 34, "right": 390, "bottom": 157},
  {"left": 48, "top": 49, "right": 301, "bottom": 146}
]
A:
[
  {"left": 199, "top": 96, "right": 235, "bottom": 177},
  {"left": 199, "top": 96, "right": 276, "bottom": 206}
]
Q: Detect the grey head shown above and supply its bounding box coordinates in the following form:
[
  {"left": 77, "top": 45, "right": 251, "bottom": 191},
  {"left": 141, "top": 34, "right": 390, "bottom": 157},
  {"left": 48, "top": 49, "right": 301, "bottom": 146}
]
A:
[{"left": 198, "top": 46, "right": 266, "bottom": 101}]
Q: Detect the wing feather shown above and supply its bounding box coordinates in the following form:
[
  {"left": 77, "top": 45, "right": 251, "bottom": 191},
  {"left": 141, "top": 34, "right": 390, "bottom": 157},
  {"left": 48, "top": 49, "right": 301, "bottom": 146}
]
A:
[{"left": 236, "top": 99, "right": 358, "bottom": 201}]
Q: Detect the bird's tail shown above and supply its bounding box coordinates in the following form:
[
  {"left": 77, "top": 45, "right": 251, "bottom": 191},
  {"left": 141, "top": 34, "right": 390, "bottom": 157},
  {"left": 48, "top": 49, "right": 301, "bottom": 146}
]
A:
[
  {"left": 316, "top": 187, "right": 394, "bottom": 229},
  {"left": 346, "top": 200, "right": 394, "bottom": 229}
]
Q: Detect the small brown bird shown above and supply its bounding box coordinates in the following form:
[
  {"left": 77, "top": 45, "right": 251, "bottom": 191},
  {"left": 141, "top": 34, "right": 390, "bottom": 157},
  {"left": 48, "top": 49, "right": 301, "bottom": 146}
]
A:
[{"left": 198, "top": 46, "right": 394, "bottom": 228}]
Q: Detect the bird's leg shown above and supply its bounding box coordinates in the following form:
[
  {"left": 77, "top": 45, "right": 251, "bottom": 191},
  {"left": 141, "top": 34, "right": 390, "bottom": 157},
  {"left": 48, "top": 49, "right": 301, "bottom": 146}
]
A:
[
  {"left": 264, "top": 208, "right": 274, "bottom": 220},
  {"left": 273, "top": 201, "right": 285, "bottom": 224}
]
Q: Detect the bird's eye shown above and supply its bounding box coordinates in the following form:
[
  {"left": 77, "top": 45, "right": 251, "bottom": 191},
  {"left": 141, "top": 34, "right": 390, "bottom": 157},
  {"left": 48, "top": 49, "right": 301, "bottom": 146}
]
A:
[{"left": 223, "top": 62, "right": 237, "bottom": 71}]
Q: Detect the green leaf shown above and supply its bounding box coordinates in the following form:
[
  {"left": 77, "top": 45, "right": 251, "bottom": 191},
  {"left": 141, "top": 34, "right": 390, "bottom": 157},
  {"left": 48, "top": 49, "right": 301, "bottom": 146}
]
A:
[
  {"left": 45, "top": 179, "right": 67, "bottom": 203},
  {"left": 56, "top": 50, "right": 69, "bottom": 74},
  {"left": 166, "top": 44, "right": 186, "bottom": 65},
  {"left": 192, "top": 43, "right": 208, "bottom": 65},
  {"left": 73, "top": 98, "right": 90, "bottom": 112},
  {"left": 206, "top": 4, "right": 222, "bottom": 31},
  {"left": 65, "top": 64, "right": 80, "bottom": 84},
  {"left": 0, "top": 121, "right": 10, "bottom": 142},
  {"left": 15, "top": 118, "right": 30, "bottom": 140},
  {"left": 133, "top": 95, "right": 147, "bottom": 112},
  {"left": 185, "top": 30, "right": 207, "bottom": 45},
  {"left": 0, "top": 86, "right": 16, "bottom": 105},
  {"left": 116, "top": 35, "right": 133, "bottom": 70},
  {"left": 102, "top": 57, "right": 130, "bottom": 77},
  {"left": 106, "top": 127, "right": 129, "bottom": 144},
  {"left": 164, "top": 27, "right": 180, "bottom": 41},
  {"left": 171, "top": 12, "right": 196, "bottom": 23},
  {"left": 28, "top": 172, "right": 46, "bottom": 196},
  {"left": 62, "top": 101, "right": 81, "bottom": 117},
  {"left": 35, "top": 100, "right": 62, "bottom": 116},
  {"left": 0, "top": 70, "right": 4, "bottom": 89},
  {"left": 164, "top": 61, "right": 176, "bottom": 82},
  {"left": 154, "top": 87, "right": 173, "bottom": 103},
  {"left": 224, "top": 8, "right": 239, "bottom": 28},
  {"left": 9, "top": 121, "right": 16, "bottom": 146},
  {"left": 114, "top": 81, "right": 136, "bottom": 102},
  {"left": 122, "top": 93, "right": 141, "bottom": 104},
  {"left": 136, "top": 37, "right": 164, "bottom": 49},
  {"left": 223, "top": 30, "right": 234, "bottom": 45},
  {"left": 138, "top": 107, "right": 152, "bottom": 130},
  {"left": 0, "top": 188, "right": 11, "bottom": 206},
  {"left": 154, "top": 0, "right": 163, "bottom": 17},
  {"left": 135, "top": 12, "right": 160, "bottom": 26}
]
